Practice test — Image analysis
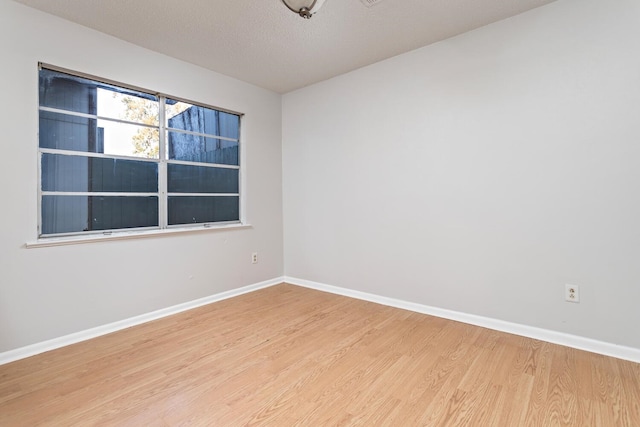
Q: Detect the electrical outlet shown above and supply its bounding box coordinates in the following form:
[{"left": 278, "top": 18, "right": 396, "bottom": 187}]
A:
[
  {"left": 565, "top": 284, "right": 580, "bottom": 303},
  {"left": 251, "top": 252, "right": 258, "bottom": 264}
]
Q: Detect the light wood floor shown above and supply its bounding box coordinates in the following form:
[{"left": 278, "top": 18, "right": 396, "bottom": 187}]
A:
[{"left": 1, "top": 284, "right": 639, "bottom": 426}]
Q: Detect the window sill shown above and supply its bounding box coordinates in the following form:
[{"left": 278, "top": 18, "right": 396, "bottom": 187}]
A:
[{"left": 25, "top": 223, "right": 252, "bottom": 249}]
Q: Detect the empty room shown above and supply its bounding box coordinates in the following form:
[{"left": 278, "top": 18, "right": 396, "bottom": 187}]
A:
[{"left": 1, "top": 0, "right": 639, "bottom": 425}]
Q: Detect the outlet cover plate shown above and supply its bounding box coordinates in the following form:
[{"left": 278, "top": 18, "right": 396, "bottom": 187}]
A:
[{"left": 565, "top": 284, "right": 580, "bottom": 303}]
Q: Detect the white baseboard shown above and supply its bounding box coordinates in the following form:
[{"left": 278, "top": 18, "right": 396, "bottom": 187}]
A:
[
  {"left": 4, "top": 276, "right": 639, "bottom": 366},
  {"left": 285, "top": 276, "right": 640, "bottom": 364},
  {"left": 0, "top": 277, "right": 284, "bottom": 366}
]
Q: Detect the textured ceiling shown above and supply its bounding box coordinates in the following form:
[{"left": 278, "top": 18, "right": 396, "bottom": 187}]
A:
[{"left": 13, "top": 0, "right": 557, "bottom": 93}]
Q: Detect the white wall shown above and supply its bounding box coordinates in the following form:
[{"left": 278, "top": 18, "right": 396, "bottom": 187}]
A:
[
  {"left": 0, "top": 0, "right": 283, "bottom": 352},
  {"left": 283, "top": 0, "right": 640, "bottom": 349}
]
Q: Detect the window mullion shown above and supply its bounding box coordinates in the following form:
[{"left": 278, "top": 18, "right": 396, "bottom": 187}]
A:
[{"left": 158, "top": 96, "right": 168, "bottom": 229}]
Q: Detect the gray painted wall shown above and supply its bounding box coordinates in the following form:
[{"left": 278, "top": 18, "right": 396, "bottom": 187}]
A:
[
  {"left": 0, "top": 0, "right": 284, "bottom": 352},
  {"left": 283, "top": 0, "right": 640, "bottom": 349}
]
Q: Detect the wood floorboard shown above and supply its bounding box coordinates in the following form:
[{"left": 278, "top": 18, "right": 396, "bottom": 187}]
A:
[{"left": 0, "top": 283, "right": 639, "bottom": 426}]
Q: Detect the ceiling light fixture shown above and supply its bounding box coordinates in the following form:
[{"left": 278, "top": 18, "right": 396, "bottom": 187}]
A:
[{"left": 281, "top": 0, "right": 327, "bottom": 19}]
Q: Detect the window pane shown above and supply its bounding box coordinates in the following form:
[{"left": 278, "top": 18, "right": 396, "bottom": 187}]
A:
[
  {"left": 39, "top": 68, "right": 158, "bottom": 125},
  {"left": 41, "top": 196, "right": 158, "bottom": 234},
  {"left": 42, "top": 154, "right": 157, "bottom": 193},
  {"left": 168, "top": 164, "right": 238, "bottom": 193},
  {"left": 168, "top": 131, "right": 238, "bottom": 165},
  {"left": 39, "top": 111, "right": 159, "bottom": 158},
  {"left": 97, "top": 88, "right": 159, "bottom": 126},
  {"left": 97, "top": 119, "right": 159, "bottom": 158},
  {"left": 166, "top": 99, "right": 240, "bottom": 140},
  {"left": 168, "top": 196, "right": 239, "bottom": 225},
  {"left": 39, "top": 110, "right": 98, "bottom": 153}
]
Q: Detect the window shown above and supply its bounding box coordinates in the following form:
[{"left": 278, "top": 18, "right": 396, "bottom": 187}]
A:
[{"left": 38, "top": 65, "right": 241, "bottom": 237}]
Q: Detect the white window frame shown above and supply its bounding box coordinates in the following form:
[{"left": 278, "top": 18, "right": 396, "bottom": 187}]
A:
[{"left": 33, "top": 63, "right": 246, "bottom": 246}]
